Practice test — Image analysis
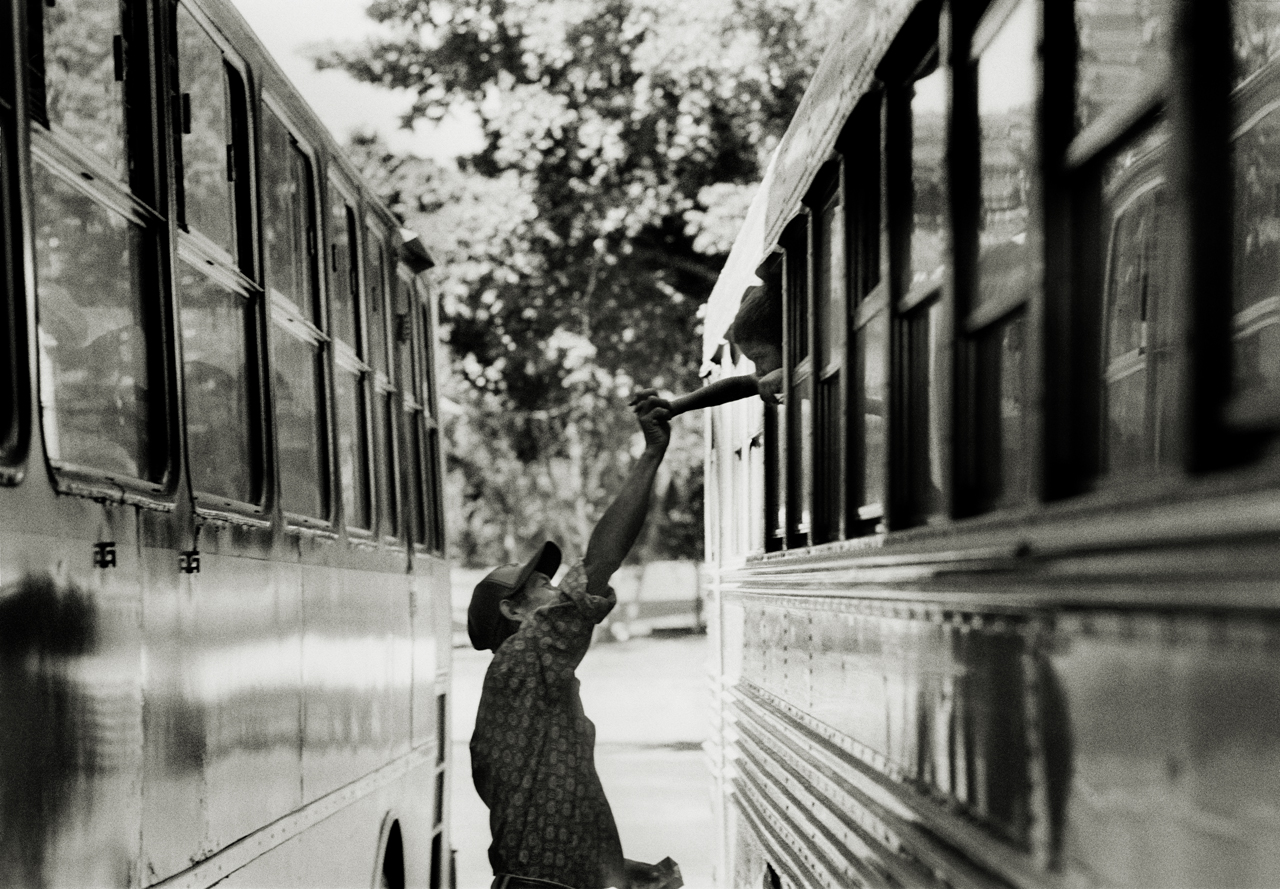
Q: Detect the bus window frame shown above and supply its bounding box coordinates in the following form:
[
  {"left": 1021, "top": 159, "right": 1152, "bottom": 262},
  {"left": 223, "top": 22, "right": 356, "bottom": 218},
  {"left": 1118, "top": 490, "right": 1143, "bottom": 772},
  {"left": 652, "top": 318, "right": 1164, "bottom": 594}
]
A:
[
  {"left": 28, "top": 0, "right": 178, "bottom": 504},
  {"left": 173, "top": 1, "right": 269, "bottom": 517},
  {"left": 365, "top": 218, "right": 402, "bottom": 546},
  {"left": 882, "top": 15, "right": 955, "bottom": 530},
  {"left": 261, "top": 93, "right": 333, "bottom": 529},
  {"left": 780, "top": 211, "right": 814, "bottom": 547},
  {"left": 326, "top": 172, "right": 374, "bottom": 535},
  {"left": 0, "top": 29, "right": 28, "bottom": 480}
]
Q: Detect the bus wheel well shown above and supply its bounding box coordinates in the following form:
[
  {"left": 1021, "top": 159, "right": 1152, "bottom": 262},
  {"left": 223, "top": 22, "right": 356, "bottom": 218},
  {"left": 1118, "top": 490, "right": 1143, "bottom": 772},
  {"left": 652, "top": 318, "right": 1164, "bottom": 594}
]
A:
[{"left": 380, "top": 820, "right": 405, "bottom": 889}]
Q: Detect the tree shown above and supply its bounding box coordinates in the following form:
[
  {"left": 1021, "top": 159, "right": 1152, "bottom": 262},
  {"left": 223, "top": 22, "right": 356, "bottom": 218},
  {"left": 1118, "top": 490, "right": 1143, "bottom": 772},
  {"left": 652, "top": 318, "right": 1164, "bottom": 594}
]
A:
[{"left": 324, "top": 0, "right": 840, "bottom": 566}]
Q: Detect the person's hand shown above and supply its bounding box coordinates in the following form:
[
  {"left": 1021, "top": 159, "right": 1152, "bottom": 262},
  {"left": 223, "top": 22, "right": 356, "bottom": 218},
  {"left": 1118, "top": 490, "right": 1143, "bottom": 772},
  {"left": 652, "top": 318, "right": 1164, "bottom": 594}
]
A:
[
  {"left": 756, "top": 368, "right": 784, "bottom": 406},
  {"left": 628, "top": 387, "right": 672, "bottom": 415},
  {"left": 632, "top": 394, "right": 671, "bottom": 452}
]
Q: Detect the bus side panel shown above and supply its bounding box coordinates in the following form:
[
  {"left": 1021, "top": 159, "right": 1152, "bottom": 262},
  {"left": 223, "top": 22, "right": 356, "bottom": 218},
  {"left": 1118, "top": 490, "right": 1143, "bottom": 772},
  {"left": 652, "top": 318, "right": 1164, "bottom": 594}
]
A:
[
  {"left": 410, "top": 555, "right": 446, "bottom": 748},
  {"left": 215, "top": 757, "right": 437, "bottom": 889},
  {"left": 0, "top": 505, "right": 145, "bottom": 889},
  {"left": 718, "top": 588, "right": 1280, "bottom": 888},
  {"left": 300, "top": 552, "right": 412, "bottom": 802}
]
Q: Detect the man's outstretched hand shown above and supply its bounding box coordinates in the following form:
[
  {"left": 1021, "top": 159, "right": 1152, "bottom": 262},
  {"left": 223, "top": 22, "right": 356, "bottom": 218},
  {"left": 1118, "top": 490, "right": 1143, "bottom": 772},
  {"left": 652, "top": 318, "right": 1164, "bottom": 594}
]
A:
[{"left": 630, "top": 388, "right": 671, "bottom": 452}]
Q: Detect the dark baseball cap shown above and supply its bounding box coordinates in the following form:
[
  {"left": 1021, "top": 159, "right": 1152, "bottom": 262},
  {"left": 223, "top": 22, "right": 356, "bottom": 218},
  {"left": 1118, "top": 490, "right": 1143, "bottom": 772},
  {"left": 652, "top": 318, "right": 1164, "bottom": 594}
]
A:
[{"left": 467, "top": 541, "right": 562, "bottom": 651}]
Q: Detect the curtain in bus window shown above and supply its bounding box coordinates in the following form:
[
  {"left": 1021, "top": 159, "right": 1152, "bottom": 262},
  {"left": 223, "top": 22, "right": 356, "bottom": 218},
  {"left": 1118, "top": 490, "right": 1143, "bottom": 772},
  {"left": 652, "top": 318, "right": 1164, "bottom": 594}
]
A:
[
  {"left": 1231, "top": 0, "right": 1280, "bottom": 410},
  {"left": 179, "top": 263, "right": 254, "bottom": 502},
  {"left": 262, "top": 110, "right": 314, "bottom": 316},
  {"left": 334, "top": 364, "right": 371, "bottom": 529},
  {"left": 976, "top": 0, "right": 1035, "bottom": 314},
  {"left": 33, "top": 163, "right": 155, "bottom": 477},
  {"left": 41, "top": 0, "right": 127, "bottom": 177},
  {"left": 910, "top": 65, "right": 947, "bottom": 298},
  {"left": 176, "top": 4, "right": 234, "bottom": 256},
  {"left": 272, "top": 327, "right": 326, "bottom": 517},
  {"left": 1075, "top": 0, "right": 1171, "bottom": 133},
  {"left": 1101, "top": 131, "right": 1171, "bottom": 475}
]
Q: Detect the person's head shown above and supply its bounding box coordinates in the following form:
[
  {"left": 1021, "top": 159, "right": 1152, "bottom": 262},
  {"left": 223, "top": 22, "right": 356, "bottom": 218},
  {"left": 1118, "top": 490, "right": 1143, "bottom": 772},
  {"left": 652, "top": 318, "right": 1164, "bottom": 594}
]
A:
[
  {"left": 467, "top": 541, "right": 562, "bottom": 651},
  {"left": 728, "top": 284, "right": 782, "bottom": 374}
]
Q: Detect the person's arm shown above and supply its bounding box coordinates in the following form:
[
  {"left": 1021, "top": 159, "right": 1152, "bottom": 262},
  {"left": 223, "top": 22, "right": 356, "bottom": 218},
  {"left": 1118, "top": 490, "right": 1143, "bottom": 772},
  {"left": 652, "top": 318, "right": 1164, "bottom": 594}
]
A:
[
  {"left": 668, "top": 375, "right": 759, "bottom": 415},
  {"left": 582, "top": 401, "right": 670, "bottom": 594}
]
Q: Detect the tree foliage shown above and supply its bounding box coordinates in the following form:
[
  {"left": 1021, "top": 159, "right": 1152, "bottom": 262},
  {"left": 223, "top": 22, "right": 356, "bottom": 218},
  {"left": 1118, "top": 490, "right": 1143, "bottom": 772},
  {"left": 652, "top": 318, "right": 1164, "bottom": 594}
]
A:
[{"left": 325, "top": 0, "right": 839, "bottom": 566}]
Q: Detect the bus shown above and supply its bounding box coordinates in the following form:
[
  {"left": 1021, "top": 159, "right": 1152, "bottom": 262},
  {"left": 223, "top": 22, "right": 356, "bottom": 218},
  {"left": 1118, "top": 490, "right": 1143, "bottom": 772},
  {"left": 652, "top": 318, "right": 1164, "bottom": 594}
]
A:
[
  {"left": 0, "top": 0, "right": 452, "bottom": 886},
  {"left": 701, "top": 1, "right": 1280, "bottom": 887}
]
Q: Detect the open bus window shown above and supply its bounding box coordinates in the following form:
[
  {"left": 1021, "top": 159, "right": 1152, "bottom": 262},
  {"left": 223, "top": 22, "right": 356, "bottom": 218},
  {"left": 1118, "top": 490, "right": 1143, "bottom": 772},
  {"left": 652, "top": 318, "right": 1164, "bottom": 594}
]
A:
[
  {"left": 968, "top": 0, "right": 1036, "bottom": 511},
  {"left": 1230, "top": 1, "right": 1280, "bottom": 421},
  {"left": 262, "top": 103, "right": 328, "bottom": 520},
  {"left": 782, "top": 219, "right": 813, "bottom": 543},
  {"left": 33, "top": 163, "right": 159, "bottom": 480}
]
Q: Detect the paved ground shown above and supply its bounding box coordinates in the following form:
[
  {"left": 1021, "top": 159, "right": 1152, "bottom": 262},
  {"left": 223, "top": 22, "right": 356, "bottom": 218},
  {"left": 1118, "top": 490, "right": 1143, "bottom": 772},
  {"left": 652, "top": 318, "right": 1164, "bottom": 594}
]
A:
[{"left": 449, "top": 632, "right": 715, "bottom": 889}]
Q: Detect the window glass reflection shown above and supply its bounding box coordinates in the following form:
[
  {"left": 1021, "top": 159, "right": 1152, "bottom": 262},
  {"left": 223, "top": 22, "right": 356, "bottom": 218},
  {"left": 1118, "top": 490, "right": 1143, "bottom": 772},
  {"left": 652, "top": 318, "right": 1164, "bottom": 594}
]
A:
[
  {"left": 907, "top": 300, "right": 945, "bottom": 521},
  {"left": 176, "top": 4, "right": 233, "bottom": 255},
  {"left": 977, "top": 0, "right": 1035, "bottom": 313},
  {"left": 42, "top": 0, "right": 127, "bottom": 176},
  {"left": 911, "top": 64, "right": 947, "bottom": 297},
  {"left": 34, "top": 163, "right": 155, "bottom": 477},
  {"left": 262, "top": 108, "right": 315, "bottom": 318},
  {"left": 817, "top": 191, "right": 843, "bottom": 369},
  {"left": 366, "top": 236, "right": 389, "bottom": 373},
  {"left": 1075, "top": 0, "right": 1172, "bottom": 132},
  {"left": 1231, "top": 0, "right": 1280, "bottom": 409},
  {"left": 272, "top": 330, "right": 325, "bottom": 518},
  {"left": 377, "top": 390, "right": 399, "bottom": 537},
  {"left": 1100, "top": 122, "right": 1172, "bottom": 475},
  {"left": 179, "top": 264, "right": 254, "bottom": 502}
]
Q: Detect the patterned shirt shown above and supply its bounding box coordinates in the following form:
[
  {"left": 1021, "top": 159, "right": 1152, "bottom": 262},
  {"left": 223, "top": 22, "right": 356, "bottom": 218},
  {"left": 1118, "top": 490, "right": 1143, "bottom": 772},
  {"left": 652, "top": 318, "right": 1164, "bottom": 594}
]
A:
[{"left": 470, "top": 562, "right": 624, "bottom": 889}]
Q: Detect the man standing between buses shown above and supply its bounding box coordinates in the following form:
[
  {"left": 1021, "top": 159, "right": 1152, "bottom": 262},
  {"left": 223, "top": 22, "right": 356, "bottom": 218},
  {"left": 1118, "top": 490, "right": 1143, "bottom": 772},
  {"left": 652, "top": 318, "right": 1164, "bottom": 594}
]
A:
[{"left": 466, "top": 396, "right": 683, "bottom": 889}]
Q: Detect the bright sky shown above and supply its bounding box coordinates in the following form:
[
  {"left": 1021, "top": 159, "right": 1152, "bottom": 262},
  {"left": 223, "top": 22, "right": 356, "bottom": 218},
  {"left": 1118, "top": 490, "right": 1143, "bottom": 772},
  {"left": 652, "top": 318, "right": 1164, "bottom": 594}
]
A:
[{"left": 227, "top": 0, "right": 481, "bottom": 159}]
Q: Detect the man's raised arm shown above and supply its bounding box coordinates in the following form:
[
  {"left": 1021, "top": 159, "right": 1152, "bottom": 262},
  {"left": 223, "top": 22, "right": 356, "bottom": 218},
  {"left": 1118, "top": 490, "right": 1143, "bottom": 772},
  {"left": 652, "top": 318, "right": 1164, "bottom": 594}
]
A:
[{"left": 582, "top": 401, "right": 671, "bottom": 595}]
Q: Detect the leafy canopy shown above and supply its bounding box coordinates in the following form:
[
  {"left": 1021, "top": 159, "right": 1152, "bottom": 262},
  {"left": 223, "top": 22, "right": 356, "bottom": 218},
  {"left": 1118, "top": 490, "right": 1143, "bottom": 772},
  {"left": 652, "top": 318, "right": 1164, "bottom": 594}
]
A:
[{"left": 323, "top": 0, "right": 838, "bottom": 565}]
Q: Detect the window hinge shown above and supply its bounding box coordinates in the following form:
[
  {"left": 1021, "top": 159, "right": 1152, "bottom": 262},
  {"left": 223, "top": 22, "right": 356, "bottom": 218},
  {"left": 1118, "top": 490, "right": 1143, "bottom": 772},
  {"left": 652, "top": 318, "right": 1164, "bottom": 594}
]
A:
[{"left": 113, "top": 35, "right": 125, "bottom": 82}]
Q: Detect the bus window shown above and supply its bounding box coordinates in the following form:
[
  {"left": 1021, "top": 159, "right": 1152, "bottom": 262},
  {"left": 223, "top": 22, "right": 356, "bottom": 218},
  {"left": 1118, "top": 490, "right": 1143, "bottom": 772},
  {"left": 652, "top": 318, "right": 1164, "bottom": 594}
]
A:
[
  {"left": 841, "top": 94, "right": 887, "bottom": 532},
  {"left": 968, "top": 0, "right": 1036, "bottom": 511},
  {"left": 782, "top": 219, "right": 812, "bottom": 544},
  {"left": 330, "top": 181, "right": 372, "bottom": 530},
  {"left": 40, "top": 0, "right": 128, "bottom": 177},
  {"left": 1231, "top": 1, "right": 1280, "bottom": 420},
  {"left": 31, "top": 0, "right": 166, "bottom": 483},
  {"left": 1, "top": 115, "right": 21, "bottom": 467},
  {"left": 262, "top": 103, "right": 328, "bottom": 519},
  {"left": 892, "top": 42, "right": 949, "bottom": 526},
  {"left": 175, "top": 4, "right": 260, "bottom": 505},
  {"left": 366, "top": 229, "right": 399, "bottom": 539},
  {"left": 1070, "top": 2, "right": 1175, "bottom": 485},
  {"left": 812, "top": 175, "right": 844, "bottom": 543},
  {"left": 419, "top": 291, "right": 445, "bottom": 552},
  {"left": 398, "top": 270, "right": 425, "bottom": 546}
]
